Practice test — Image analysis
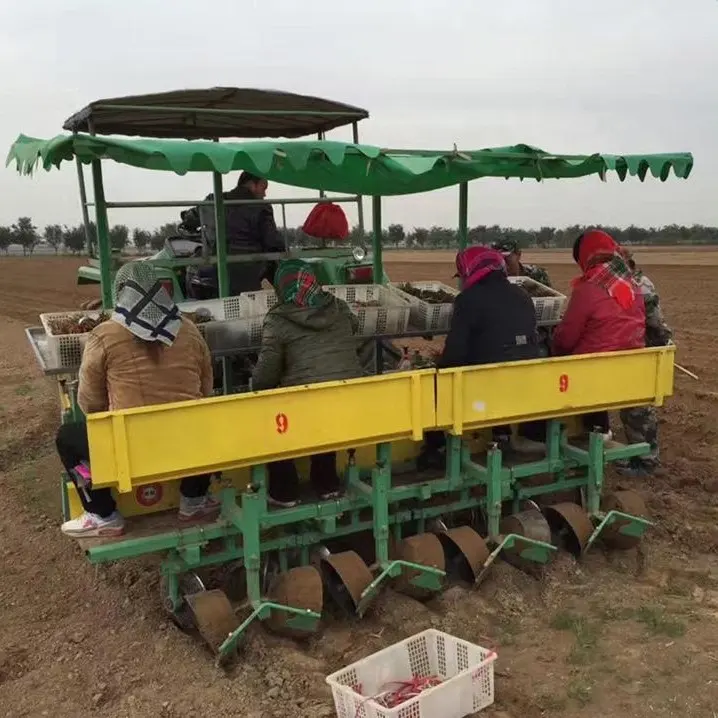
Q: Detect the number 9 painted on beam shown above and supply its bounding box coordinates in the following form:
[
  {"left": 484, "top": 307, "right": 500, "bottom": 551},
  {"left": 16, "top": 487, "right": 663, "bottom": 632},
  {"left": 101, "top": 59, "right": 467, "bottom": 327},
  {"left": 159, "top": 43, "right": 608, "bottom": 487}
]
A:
[
  {"left": 276, "top": 413, "right": 289, "bottom": 434},
  {"left": 559, "top": 374, "right": 569, "bottom": 393}
]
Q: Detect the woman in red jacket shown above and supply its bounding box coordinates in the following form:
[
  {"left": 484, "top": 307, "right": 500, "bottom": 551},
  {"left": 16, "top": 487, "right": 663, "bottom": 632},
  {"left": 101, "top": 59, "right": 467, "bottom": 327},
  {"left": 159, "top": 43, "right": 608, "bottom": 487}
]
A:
[{"left": 553, "top": 229, "right": 645, "bottom": 436}]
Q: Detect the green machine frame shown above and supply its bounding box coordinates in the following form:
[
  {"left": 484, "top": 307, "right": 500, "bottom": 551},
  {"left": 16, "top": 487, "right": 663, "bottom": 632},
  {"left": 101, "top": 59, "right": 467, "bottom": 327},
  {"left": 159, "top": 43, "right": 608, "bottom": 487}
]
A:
[{"left": 9, "top": 105, "right": 691, "bottom": 660}]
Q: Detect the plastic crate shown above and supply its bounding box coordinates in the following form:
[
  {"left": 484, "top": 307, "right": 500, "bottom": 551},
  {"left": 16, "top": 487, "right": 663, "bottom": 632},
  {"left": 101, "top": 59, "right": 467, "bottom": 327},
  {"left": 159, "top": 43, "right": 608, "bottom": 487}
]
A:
[
  {"left": 508, "top": 276, "right": 567, "bottom": 326},
  {"left": 389, "top": 282, "right": 458, "bottom": 331},
  {"left": 40, "top": 311, "right": 106, "bottom": 370},
  {"left": 199, "top": 316, "right": 266, "bottom": 351},
  {"left": 176, "top": 295, "right": 243, "bottom": 321},
  {"left": 324, "top": 285, "right": 410, "bottom": 336},
  {"left": 326, "top": 629, "right": 496, "bottom": 718},
  {"left": 178, "top": 294, "right": 265, "bottom": 350},
  {"left": 239, "top": 289, "right": 279, "bottom": 317}
]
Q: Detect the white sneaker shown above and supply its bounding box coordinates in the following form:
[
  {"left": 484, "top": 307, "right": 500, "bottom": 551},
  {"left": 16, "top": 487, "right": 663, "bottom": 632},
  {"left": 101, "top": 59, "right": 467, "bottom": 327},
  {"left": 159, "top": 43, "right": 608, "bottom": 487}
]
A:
[
  {"left": 178, "top": 495, "right": 221, "bottom": 522},
  {"left": 61, "top": 511, "right": 125, "bottom": 538},
  {"left": 601, "top": 430, "right": 614, "bottom": 443}
]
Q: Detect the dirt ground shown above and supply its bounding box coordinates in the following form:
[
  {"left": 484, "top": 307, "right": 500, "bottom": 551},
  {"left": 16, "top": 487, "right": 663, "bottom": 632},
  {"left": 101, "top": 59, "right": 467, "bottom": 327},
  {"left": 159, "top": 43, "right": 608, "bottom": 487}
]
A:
[{"left": 1, "top": 253, "right": 718, "bottom": 718}]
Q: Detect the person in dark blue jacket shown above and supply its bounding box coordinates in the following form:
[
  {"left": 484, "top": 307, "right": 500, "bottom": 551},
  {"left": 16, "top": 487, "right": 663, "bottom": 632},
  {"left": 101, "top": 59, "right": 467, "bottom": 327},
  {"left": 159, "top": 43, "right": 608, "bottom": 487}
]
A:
[
  {"left": 184, "top": 172, "right": 285, "bottom": 297},
  {"left": 418, "top": 246, "right": 545, "bottom": 470}
]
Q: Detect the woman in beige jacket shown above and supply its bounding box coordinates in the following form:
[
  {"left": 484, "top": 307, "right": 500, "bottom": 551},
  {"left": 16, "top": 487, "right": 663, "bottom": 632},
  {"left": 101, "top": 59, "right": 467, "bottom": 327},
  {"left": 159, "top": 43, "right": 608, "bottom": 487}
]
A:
[{"left": 56, "top": 262, "right": 217, "bottom": 538}]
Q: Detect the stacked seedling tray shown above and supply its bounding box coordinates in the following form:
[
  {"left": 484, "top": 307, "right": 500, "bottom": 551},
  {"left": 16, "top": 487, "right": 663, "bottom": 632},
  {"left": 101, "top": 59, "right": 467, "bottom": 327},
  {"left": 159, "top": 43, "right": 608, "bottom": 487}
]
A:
[
  {"left": 177, "top": 294, "right": 264, "bottom": 350},
  {"left": 324, "top": 284, "right": 410, "bottom": 336},
  {"left": 508, "top": 277, "right": 567, "bottom": 326},
  {"left": 389, "top": 281, "right": 459, "bottom": 331},
  {"left": 40, "top": 311, "right": 110, "bottom": 370}
]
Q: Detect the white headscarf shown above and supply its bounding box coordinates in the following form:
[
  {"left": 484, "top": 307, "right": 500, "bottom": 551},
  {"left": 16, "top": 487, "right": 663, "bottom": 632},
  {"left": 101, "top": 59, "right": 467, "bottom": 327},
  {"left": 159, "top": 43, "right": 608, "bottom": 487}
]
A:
[{"left": 111, "top": 262, "right": 181, "bottom": 346}]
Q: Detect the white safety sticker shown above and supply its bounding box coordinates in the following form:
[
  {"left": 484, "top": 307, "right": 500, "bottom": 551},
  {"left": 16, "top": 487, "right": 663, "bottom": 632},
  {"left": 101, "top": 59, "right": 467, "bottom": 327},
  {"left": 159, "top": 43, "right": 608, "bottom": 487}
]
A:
[{"left": 472, "top": 401, "right": 486, "bottom": 413}]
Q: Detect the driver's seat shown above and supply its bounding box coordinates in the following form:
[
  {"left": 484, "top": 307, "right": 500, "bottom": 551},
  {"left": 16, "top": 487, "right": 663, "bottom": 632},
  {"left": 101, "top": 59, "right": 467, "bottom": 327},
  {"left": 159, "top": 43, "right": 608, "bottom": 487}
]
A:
[{"left": 184, "top": 205, "right": 220, "bottom": 299}]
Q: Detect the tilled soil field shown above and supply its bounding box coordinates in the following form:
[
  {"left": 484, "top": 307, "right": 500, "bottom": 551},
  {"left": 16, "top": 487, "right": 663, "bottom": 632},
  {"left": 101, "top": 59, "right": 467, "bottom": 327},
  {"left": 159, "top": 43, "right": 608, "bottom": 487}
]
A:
[{"left": 1, "top": 254, "right": 717, "bottom": 718}]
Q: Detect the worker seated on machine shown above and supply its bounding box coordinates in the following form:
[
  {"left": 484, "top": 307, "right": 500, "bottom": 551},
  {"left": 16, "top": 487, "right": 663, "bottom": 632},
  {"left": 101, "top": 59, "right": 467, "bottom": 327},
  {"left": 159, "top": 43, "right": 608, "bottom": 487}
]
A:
[
  {"left": 552, "top": 229, "right": 645, "bottom": 441},
  {"left": 251, "top": 259, "right": 363, "bottom": 508},
  {"left": 491, "top": 238, "right": 552, "bottom": 287},
  {"left": 56, "top": 263, "right": 219, "bottom": 538},
  {"left": 491, "top": 238, "right": 553, "bottom": 357},
  {"left": 418, "top": 246, "right": 546, "bottom": 471},
  {"left": 183, "top": 171, "right": 285, "bottom": 299},
  {"left": 613, "top": 246, "right": 671, "bottom": 477}
]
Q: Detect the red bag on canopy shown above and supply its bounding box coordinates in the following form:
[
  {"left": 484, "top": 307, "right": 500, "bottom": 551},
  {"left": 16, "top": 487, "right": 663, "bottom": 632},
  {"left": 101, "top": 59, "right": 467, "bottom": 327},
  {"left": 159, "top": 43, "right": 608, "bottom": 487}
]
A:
[{"left": 302, "top": 202, "right": 350, "bottom": 241}]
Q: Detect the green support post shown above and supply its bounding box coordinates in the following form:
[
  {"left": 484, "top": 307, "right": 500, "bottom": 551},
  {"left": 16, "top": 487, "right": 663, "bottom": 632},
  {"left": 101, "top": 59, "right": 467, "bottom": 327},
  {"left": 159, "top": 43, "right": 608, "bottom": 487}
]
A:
[
  {"left": 372, "top": 442, "right": 392, "bottom": 565},
  {"left": 371, "top": 196, "right": 383, "bottom": 284},
  {"left": 476, "top": 431, "right": 558, "bottom": 582},
  {"left": 344, "top": 450, "right": 359, "bottom": 494},
  {"left": 445, "top": 434, "right": 463, "bottom": 488},
  {"left": 90, "top": 160, "right": 113, "bottom": 309},
  {"left": 212, "top": 173, "right": 230, "bottom": 298},
  {"left": 75, "top": 156, "right": 94, "bottom": 256},
  {"left": 352, "top": 122, "right": 365, "bottom": 232},
  {"left": 586, "top": 430, "right": 604, "bottom": 515},
  {"left": 164, "top": 566, "right": 181, "bottom": 612},
  {"left": 213, "top": 463, "right": 321, "bottom": 654},
  {"left": 357, "top": 441, "right": 444, "bottom": 614},
  {"left": 546, "top": 419, "right": 562, "bottom": 466},
  {"left": 243, "top": 465, "right": 267, "bottom": 604},
  {"left": 212, "top": 172, "right": 232, "bottom": 393},
  {"left": 485, "top": 443, "right": 503, "bottom": 540},
  {"left": 458, "top": 182, "right": 468, "bottom": 251}
]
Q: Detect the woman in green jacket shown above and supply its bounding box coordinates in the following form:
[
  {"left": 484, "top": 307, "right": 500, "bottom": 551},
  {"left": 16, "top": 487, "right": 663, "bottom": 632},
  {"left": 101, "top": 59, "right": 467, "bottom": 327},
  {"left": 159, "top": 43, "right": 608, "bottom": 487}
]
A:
[{"left": 252, "top": 259, "right": 363, "bottom": 506}]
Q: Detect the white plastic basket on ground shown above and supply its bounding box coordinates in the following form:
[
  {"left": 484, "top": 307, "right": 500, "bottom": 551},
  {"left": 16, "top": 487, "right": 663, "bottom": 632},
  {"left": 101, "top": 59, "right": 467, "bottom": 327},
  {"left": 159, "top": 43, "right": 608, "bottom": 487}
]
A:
[
  {"left": 40, "top": 310, "right": 105, "bottom": 370},
  {"left": 508, "top": 276, "right": 567, "bottom": 326},
  {"left": 388, "top": 281, "right": 459, "bottom": 332},
  {"left": 326, "top": 629, "right": 496, "bottom": 718},
  {"left": 324, "top": 284, "right": 410, "bottom": 336}
]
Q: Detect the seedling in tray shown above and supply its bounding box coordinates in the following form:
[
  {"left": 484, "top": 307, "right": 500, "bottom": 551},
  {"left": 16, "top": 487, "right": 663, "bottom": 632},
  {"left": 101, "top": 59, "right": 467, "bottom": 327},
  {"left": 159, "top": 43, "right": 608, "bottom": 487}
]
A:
[
  {"left": 518, "top": 282, "right": 555, "bottom": 298},
  {"left": 180, "top": 308, "right": 214, "bottom": 324},
  {"left": 47, "top": 309, "right": 212, "bottom": 337},
  {"left": 398, "top": 283, "right": 456, "bottom": 304},
  {"left": 46, "top": 312, "right": 110, "bottom": 335}
]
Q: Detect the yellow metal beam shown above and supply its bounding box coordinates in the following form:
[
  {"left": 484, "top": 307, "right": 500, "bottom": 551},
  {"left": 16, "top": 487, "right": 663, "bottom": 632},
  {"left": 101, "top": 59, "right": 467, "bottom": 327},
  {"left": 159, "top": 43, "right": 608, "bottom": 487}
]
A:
[
  {"left": 85, "top": 347, "right": 675, "bottom": 493},
  {"left": 87, "top": 370, "right": 436, "bottom": 491},
  {"left": 436, "top": 346, "right": 675, "bottom": 434}
]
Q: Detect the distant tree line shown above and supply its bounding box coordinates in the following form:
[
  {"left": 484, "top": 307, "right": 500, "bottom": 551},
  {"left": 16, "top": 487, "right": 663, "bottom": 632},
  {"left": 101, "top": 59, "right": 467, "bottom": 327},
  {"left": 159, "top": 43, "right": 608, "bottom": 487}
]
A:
[
  {"left": 0, "top": 220, "right": 180, "bottom": 256},
  {"left": 1, "top": 218, "right": 718, "bottom": 256},
  {"left": 346, "top": 223, "right": 718, "bottom": 249}
]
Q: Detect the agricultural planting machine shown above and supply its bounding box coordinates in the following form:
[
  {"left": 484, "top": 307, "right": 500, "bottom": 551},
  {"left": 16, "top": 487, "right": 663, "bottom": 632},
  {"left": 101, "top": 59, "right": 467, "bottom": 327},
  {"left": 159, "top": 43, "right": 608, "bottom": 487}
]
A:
[{"left": 9, "top": 87, "right": 691, "bottom": 663}]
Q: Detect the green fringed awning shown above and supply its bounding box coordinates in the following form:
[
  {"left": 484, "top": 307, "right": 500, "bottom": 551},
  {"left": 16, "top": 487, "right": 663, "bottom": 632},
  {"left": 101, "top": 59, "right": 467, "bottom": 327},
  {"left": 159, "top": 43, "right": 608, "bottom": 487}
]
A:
[{"left": 6, "top": 133, "right": 693, "bottom": 196}]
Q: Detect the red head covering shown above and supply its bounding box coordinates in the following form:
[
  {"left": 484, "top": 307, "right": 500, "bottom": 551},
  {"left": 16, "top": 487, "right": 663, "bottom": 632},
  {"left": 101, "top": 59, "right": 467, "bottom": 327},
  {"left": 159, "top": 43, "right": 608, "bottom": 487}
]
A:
[
  {"left": 302, "top": 203, "right": 350, "bottom": 241},
  {"left": 574, "top": 229, "right": 636, "bottom": 309},
  {"left": 455, "top": 246, "right": 507, "bottom": 290},
  {"left": 577, "top": 229, "right": 618, "bottom": 272}
]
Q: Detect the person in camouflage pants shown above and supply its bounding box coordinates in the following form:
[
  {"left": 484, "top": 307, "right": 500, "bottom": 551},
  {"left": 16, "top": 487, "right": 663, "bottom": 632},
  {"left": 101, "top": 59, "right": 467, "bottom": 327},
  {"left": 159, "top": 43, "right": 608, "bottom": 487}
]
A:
[
  {"left": 492, "top": 239, "right": 553, "bottom": 287},
  {"left": 617, "top": 248, "right": 673, "bottom": 477},
  {"left": 492, "top": 239, "right": 553, "bottom": 356}
]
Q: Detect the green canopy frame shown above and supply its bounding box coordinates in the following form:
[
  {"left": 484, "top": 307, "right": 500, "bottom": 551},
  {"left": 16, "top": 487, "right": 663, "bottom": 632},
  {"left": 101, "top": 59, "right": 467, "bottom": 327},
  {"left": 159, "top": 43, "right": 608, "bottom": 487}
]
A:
[{"left": 6, "top": 132, "right": 693, "bottom": 310}]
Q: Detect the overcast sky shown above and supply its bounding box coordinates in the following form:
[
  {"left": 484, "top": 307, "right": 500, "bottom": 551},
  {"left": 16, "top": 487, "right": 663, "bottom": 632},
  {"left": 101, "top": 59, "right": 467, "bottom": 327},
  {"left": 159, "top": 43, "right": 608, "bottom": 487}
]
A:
[{"left": 0, "top": 0, "right": 715, "bottom": 233}]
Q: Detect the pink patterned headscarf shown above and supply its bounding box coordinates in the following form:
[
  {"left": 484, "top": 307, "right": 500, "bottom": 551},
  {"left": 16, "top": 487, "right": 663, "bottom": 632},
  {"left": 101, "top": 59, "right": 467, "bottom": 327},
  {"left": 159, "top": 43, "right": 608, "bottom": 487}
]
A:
[{"left": 455, "top": 246, "right": 507, "bottom": 290}]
